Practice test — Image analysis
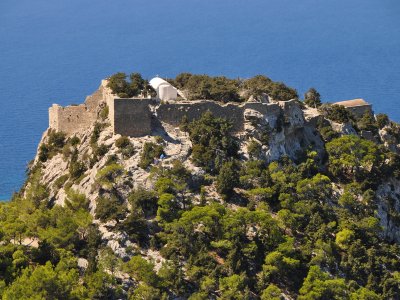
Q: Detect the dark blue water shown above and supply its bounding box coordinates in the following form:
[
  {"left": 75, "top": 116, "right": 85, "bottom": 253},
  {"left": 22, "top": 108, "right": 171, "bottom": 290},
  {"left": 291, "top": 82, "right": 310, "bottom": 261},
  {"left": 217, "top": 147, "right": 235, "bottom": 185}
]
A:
[{"left": 1, "top": 0, "right": 400, "bottom": 199}]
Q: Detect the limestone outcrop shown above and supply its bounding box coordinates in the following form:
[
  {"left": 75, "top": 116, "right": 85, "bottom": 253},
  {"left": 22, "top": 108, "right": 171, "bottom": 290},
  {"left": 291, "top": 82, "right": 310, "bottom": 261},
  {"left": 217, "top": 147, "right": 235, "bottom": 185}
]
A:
[
  {"left": 376, "top": 178, "right": 400, "bottom": 243},
  {"left": 37, "top": 78, "right": 400, "bottom": 259}
]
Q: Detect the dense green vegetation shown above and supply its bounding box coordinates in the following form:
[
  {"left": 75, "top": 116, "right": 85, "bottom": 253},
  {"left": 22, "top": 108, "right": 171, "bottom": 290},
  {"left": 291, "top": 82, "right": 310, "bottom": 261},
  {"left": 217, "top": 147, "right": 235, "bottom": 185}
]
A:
[
  {"left": 3, "top": 105, "right": 400, "bottom": 299},
  {"left": 139, "top": 141, "right": 165, "bottom": 169},
  {"left": 108, "top": 72, "right": 298, "bottom": 102},
  {"left": 241, "top": 75, "right": 298, "bottom": 102},
  {"left": 171, "top": 73, "right": 298, "bottom": 102},
  {"left": 175, "top": 74, "right": 242, "bottom": 102},
  {"left": 185, "top": 111, "right": 239, "bottom": 173},
  {"left": 115, "top": 136, "right": 135, "bottom": 159},
  {"left": 319, "top": 104, "right": 355, "bottom": 123},
  {"left": 107, "top": 72, "right": 156, "bottom": 98},
  {"left": 38, "top": 130, "right": 66, "bottom": 162}
]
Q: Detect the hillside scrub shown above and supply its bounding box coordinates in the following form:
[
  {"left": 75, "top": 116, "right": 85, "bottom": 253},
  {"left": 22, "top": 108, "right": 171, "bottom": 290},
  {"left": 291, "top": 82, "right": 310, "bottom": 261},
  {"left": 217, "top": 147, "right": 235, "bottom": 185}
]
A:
[
  {"left": 175, "top": 73, "right": 298, "bottom": 102},
  {"left": 4, "top": 128, "right": 400, "bottom": 299},
  {"left": 107, "top": 72, "right": 156, "bottom": 98},
  {"left": 139, "top": 142, "right": 164, "bottom": 169},
  {"left": 38, "top": 130, "right": 66, "bottom": 162},
  {"left": 319, "top": 103, "right": 354, "bottom": 123},
  {"left": 186, "top": 111, "right": 239, "bottom": 173},
  {"left": 4, "top": 76, "right": 400, "bottom": 299}
]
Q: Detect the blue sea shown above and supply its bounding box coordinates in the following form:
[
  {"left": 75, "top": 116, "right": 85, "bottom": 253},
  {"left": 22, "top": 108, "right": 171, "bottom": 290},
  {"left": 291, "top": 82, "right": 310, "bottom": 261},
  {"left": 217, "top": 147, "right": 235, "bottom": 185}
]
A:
[{"left": 1, "top": 0, "right": 400, "bottom": 200}]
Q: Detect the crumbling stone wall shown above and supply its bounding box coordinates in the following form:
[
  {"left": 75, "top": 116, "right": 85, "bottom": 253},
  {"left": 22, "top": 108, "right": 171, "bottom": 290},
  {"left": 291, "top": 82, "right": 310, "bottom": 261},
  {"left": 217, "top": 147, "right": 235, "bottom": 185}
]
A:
[
  {"left": 156, "top": 101, "right": 245, "bottom": 132},
  {"left": 49, "top": 79, "right": 303, "bottom": 139},
  {"left": 155, "top": 100, "right": 282, "bottom": 133},
  {"left": 49, "top": 104, "right": 97, "bottom": 136},
  {"left": 49, "top": 84, "right": 105, "bottom": 136}
]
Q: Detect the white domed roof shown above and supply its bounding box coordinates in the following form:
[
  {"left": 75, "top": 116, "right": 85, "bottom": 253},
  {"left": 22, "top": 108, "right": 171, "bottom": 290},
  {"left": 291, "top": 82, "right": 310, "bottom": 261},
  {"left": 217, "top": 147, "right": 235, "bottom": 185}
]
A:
[{"left": 150, "top": 77, "right": 171, "bottom": 90}]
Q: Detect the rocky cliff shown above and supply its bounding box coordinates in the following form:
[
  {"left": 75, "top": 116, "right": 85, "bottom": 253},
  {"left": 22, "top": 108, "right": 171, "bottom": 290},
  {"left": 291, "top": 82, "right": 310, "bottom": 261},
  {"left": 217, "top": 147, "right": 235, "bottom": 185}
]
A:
[
  {"left": 34, "top": 82, "right": 400, "bottom": 248},
  {"left": 15, "top": 79, "right": 400, "bottom": 299}
]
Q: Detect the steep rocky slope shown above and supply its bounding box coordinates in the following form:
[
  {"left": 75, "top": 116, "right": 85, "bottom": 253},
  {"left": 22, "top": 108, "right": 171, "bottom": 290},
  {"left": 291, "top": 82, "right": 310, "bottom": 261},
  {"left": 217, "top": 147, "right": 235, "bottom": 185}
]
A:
[{"left": 12, "top": 80, "right": 400, "bottom": 299}]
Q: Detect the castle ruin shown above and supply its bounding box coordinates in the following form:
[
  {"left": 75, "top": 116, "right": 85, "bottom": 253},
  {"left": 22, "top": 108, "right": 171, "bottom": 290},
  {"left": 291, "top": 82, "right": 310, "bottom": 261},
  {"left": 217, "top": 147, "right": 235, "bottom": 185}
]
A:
[
  {"left": 49, "top": 80, "right": 288, "bottom": 137},
  {"left": 48, "top": 79, "right": 372, "bottom": 139}
]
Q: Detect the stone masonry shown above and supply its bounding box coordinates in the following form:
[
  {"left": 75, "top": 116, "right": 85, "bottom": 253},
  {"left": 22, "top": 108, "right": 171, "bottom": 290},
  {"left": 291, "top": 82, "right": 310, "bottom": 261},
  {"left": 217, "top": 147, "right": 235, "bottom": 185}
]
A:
[{"left": 48, "top": 80, "right": 299, "bottom": 137}]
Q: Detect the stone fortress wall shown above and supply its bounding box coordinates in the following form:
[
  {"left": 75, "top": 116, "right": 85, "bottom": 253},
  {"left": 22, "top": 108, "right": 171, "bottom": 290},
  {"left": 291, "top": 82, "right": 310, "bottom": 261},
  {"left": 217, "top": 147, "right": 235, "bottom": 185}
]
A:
[
  {"left": 49, "top": 80, "right": 287, "bottom": 137},
  {"left": 113, "top": 98, "right": 155, "bottom": 137},
  {"left": 49, "top": 86, "right": 104, "bottom": 135},
  {"left": 154, "top": 100, "right": 284, "bottom": 131},
  {"left": 49, "top": 104, "right": 96, "bottom": 135},
  {"left": 48, "top": 79, "right": 372, "bottom": 138}
]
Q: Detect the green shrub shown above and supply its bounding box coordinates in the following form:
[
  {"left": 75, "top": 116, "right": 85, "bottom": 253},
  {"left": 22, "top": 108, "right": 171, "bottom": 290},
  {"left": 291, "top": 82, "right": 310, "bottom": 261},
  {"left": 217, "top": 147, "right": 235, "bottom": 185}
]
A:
[
  {"left": 53, "top": 174, "right": 69, "bottom": 189},
  {"left": 376, "top": 113, "right": 389, "bottom": 129},
  {"left": 268, "top": 82, "right": 298, "bottom": 101},
  {"left": 128, "top": 187, "right": 158, "bottom": 218},
  {"left": 115, "top": 137, "right": 135, "bottom": 158},
  {"left": 69, "top": 136, "right": 80, "bottom": 146},
  {"left": 326, "top": 135, "right": 384, "bottom": 182},
  {"left": 316, "top": 118, "right": 338, "bottom": 142},
  {"left": 176, "top": 74, "right": 241, "bottom": 102},
  {"left": 95, "top": 195, "right": 127, "bottom": 222},
  {"left": 216, "top": 161, "right": 239, "bottom": 198},
  {"left": 124, "top": 256, "right": 159, "bottom": 286},
  {"left": 115, "top": 136, "right": 131, "bottom": 149},
  {"left": 65, "top": 189, "right": 90, "bottom": 211},
  {"left": 90, "top": 144, "right": 110, "bottom": 166},
  {"left": 95, "top": 164, "right": 124, "bottom": 189},
  {"left": 107, "top": 72, "right": 155, "bottom": 98},
  {"left": 48, "top": 131, "right": 66, "bottom": 149},
  {"left": 90, "top": 122, "right": 105, "bottom": 145},
  {"left": 318, "top": 125, "right": 338, "bottom": 142},
  {"left": 93, "top": 143, "right": 109, "bottom": 158},
  {"left": 188, "top": 112, "right": 238, "bottom": 173},
  {"left": 62, "top": 144, "right": 73, "bottom": 159},
  {"left": 38, "top": 130, "right": 67, "bottom": 162},
  {"left": 304, "top": 88, "right": 321, "bottom": 108},
  {"left": 239, "top": 160, "right": 268, "bottom": 189},
  {"left": 175, "top": 73, "right": 193, "bottom": 89},
  {"left": 247, "top": 140, "right": 262, "bottom": 159},
  {"left": 319, "top": 104, "right": 353, "bottom": 123},
  {"left": 69, "top": 160, "right": 86, "bottom": 181},
  {"left": 24, "top": 169, "right": 49, "bottom": 207},
  {"left": 106, "top": 72, "right": 130, "bottom": 96},
  {"left": 99, "top": 106, "right": 109, "bottom": 120},
  {"left": 139, "top": 142, "right": 164, "bottom": 169},
  {"left": 38, "top": 144, "right": 50, "bottom": 162},
  {"left": 242, "top": 75, "right": 298, "bottom": 101},
  {"left": 105, "top": 154, "right": 119, "bottom": 166},
  {"left": 242, "top": 75, "right": 272, "bottom": 99},
  {"left": 357, "top": 111, "right": 378, "bottom": 132}
]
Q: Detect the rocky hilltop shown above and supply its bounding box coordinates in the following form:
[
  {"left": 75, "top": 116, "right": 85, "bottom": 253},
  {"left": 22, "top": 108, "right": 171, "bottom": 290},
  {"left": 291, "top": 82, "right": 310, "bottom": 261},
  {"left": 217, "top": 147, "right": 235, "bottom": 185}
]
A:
[{"left": 3, "top": 73, "right": 400, "bottom": 299}]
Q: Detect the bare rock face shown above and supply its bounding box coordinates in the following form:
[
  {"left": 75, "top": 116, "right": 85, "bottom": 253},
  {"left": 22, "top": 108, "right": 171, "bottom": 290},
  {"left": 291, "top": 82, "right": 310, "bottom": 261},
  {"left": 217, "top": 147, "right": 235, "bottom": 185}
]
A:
[
  {"left": 376, "top": 179, "right": 400, "bottom": 243},
  {"left": 330, "top": 121, "right": 357, "bottom": 135},
  {"left": 244, "top": 108, "right": 269, "bottom": 138},
  {"left": 278, "top": 100, "right": 305, "bottom": 128},
  {"left": 36, "top": 97, "right": 328, "bottom": 215},
  {"left": 31, "top": 82, "right": 400, "bottom": 261},
  {"left": 244, "top": 100, "right": 324, "bottom": 162},
  {"left": 379, "top": 127, "right": 400, "bottom": 154}
]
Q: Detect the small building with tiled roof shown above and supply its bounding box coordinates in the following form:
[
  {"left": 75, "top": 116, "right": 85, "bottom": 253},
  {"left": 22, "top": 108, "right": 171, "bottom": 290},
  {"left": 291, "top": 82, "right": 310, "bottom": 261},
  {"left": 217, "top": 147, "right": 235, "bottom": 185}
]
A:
[{"left": 333, "top": 98, "right": 373, "bottom": 118}]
